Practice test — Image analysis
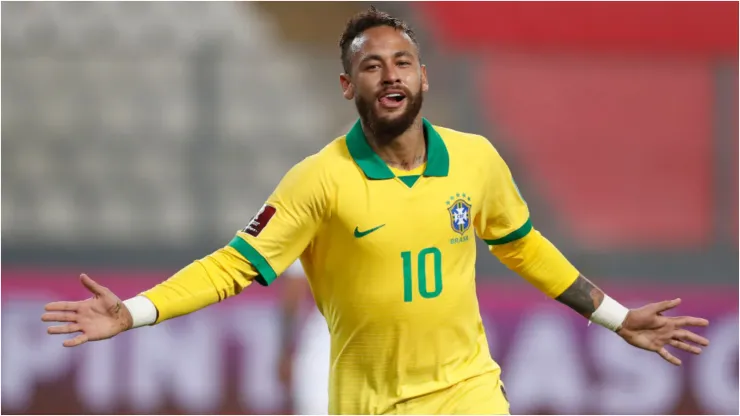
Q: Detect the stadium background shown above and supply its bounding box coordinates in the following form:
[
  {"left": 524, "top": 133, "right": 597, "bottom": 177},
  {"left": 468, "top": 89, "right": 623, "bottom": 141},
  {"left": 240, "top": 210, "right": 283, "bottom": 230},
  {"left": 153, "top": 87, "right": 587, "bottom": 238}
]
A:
[{"left": 1, "top": 2, "right": 737, "bottom": 414}]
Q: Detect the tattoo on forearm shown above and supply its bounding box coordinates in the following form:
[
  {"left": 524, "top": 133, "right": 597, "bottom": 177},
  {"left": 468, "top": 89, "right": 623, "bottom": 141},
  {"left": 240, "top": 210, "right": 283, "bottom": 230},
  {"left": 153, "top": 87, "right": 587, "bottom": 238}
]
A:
[{"left": 555, "top": 275, "right": 605, "bottom": 318}]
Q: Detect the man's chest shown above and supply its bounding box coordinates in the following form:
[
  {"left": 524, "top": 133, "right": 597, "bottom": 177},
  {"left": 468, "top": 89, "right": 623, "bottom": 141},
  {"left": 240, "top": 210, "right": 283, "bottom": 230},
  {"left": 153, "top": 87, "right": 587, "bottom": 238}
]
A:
[
  {"left": 330, "top": 175, "right": 480, "bottom": 251},
  {"left": 313, "top": 174, "right": 483, "bottom": 324}
]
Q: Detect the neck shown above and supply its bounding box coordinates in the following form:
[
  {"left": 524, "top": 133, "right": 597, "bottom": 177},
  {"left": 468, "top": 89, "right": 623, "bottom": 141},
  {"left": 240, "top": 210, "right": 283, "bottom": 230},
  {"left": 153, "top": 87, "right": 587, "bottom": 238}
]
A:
[{"left": 364, "top": 117, "right": 426, "bottom": 171}]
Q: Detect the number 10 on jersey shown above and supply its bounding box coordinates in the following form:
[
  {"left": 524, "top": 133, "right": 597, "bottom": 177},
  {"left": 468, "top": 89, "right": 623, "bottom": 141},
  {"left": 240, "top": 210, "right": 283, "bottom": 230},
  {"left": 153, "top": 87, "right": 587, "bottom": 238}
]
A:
[{"left": 401, "top": 247, "right": 443, "bottom": 302}]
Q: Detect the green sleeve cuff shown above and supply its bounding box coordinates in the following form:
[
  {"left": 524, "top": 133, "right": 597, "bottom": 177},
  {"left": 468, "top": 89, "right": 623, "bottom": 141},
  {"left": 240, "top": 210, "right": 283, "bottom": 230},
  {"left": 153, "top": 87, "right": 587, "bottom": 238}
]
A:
[
  {"left": 484, "top": 218, "right": 533, "bottom": 245},
  {"left": 228, "top": 236, "right": 277, "bottom": 286}
]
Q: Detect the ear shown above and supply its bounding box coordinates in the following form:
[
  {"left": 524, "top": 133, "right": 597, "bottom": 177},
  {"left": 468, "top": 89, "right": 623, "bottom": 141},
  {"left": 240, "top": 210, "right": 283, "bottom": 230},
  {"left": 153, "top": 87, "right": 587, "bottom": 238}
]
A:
[
  {"left": 340, "top": 73, "right": 354, "bottom": 100},
  {"left": 420, "top": 65, "right": 429, "bottom": 93}
]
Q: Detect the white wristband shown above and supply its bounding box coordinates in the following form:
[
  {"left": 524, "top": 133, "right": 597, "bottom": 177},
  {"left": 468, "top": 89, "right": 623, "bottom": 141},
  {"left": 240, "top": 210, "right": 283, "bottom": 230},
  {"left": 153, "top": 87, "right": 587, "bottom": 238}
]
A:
[
  {"left": 123, "top": 296, "right": 158, "bottom": 328},
  {"left": 589, "top": 295, "right": 630, "bottom": 332}
]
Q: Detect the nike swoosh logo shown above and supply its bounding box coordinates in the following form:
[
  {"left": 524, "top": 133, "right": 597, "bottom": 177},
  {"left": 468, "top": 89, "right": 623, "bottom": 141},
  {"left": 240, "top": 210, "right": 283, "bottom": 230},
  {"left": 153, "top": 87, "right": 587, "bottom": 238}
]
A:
[{"left": 354, "top": 224, "right": 385, "bottom": 238}]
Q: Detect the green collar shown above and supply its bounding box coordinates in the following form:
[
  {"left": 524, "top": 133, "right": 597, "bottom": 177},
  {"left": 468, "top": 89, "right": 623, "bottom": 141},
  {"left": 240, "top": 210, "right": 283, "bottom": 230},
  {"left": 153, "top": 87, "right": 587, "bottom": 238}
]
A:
[{"left": 345, "top": 118, "right": 450, "bottom": 180}]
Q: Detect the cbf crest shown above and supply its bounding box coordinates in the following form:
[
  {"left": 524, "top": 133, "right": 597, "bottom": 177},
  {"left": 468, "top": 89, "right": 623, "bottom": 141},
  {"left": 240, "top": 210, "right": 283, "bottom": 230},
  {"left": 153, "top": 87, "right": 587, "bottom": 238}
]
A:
[{"left": 446, "top": 193, "right": 472, "bottom": 235}]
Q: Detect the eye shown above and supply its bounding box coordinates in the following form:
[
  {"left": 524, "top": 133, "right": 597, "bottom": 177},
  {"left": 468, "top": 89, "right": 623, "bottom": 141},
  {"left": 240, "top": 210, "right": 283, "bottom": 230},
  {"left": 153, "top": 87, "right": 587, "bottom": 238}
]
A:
[
  {"left": 364, "top": 64, "right": 380, "bottom": 71},
  {"left": 398, "top": 61, "right": 411, "bottom": 67}
]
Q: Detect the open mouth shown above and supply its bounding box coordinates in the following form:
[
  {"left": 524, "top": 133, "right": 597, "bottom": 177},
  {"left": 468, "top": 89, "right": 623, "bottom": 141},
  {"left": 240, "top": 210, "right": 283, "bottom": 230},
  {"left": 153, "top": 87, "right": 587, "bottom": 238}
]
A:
[{"left": 378, "top": 91, "right": 407, "bottom": 108}]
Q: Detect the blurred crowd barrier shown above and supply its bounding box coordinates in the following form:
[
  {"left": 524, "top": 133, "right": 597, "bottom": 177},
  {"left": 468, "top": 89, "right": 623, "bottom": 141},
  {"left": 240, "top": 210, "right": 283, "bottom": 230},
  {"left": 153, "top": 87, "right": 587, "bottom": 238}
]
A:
[
  {"left": 2, "top": 2, "right": 738, "bottom": 415},
  {"left": 2, "top": 271, "right": 737, "bottom": 414}
]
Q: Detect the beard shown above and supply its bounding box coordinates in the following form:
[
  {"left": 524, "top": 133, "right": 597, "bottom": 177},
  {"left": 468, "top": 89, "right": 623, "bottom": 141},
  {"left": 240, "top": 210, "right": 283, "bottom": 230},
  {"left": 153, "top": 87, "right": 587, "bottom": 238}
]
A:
[{"left": 355, "top": 86, "right": 424, "bottom": 146}]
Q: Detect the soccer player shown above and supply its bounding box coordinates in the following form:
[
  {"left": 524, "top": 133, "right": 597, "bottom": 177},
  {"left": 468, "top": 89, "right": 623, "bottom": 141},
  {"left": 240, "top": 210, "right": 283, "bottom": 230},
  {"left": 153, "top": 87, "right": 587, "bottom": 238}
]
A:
[
  {"left": 42, "top": 7, "right": 710, "bottom": 415},
  {"left": 279, "top": 260, "right": 331, "bottom": 415}
]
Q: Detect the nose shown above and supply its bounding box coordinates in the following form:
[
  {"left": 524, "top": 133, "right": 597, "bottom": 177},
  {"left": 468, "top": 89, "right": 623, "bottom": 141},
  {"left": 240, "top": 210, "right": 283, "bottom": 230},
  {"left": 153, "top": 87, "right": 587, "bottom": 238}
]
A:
[{"left": 381, "top": 66, "right": 401, "bottom": 86}]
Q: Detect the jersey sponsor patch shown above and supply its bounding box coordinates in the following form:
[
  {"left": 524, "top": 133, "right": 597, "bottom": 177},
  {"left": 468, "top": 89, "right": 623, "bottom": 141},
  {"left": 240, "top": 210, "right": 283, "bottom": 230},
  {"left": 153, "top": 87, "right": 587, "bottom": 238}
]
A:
[{"left": 243, "top": 204, "right": 277, "bottom": 237}]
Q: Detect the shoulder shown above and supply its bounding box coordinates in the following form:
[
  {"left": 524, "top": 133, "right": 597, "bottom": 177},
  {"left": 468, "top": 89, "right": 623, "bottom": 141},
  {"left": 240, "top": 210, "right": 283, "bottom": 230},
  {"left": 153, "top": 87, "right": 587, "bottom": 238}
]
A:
[
  {"left": 432, "top": 124, "right": 504, "bottom": 164},
  {"left": 302, "top": 134, "right": 370, "bottom": 178},
  {"left": 284, "top": 137, "right": 344, "bottom": 175},
  {"left": 314, "top": 135, "right": 354, "bottom": 164},
  {"left": 277, "top": 136, "right": 355, "bottom": 193}
]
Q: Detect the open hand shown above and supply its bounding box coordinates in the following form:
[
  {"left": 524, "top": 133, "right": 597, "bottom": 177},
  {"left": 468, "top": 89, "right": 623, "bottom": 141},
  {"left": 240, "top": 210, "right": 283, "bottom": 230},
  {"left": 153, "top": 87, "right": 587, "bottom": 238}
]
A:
[
  {"left": 617, "top": 298, "right": 709, "bottom": 366},
  {"left": 41, "top": 274, "right": 133, "bottom": 347}
]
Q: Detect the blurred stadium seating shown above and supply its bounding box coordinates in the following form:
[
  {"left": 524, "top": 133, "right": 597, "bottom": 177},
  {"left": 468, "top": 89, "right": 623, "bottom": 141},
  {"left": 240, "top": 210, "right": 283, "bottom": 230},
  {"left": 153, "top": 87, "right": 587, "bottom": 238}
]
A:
[
  {"left": 2, "top": 2, "right": 737, "bottom": 415},
  {"left": 2, "top": 1, "right": 334, "bottom": 246}
]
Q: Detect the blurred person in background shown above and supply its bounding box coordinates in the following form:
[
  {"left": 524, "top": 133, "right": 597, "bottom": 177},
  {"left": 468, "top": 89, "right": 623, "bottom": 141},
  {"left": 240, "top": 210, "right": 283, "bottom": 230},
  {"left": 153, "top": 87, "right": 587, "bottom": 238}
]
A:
[
  {"left": 41, "top": 6, "right": 713, "bottom": 415},
  {"left": 279, "top": 260, "right": 330, "bottom": 415},
  {"left": 278, "top": 121, "right": 357, "bottom": 415}
]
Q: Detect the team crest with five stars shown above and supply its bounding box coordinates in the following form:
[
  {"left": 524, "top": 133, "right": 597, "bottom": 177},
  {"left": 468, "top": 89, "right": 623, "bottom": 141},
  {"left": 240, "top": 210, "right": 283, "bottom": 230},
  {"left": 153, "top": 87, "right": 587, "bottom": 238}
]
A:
[{"left": 446, "top": 193, "right": 472, "bottom": 235}]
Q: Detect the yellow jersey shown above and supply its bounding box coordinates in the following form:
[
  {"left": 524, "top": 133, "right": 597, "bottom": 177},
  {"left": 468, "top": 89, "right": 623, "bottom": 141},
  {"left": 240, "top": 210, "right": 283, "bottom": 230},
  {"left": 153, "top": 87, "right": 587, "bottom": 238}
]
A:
[{"left": 142, "top": 119, "right": 580, "bottom": 414}]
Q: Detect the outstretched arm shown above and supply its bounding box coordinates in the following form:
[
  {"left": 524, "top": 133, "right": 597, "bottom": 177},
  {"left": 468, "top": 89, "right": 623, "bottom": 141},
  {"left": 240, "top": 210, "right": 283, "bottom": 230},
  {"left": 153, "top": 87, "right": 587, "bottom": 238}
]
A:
[
  {"left": 43, "top": 155, "right": 331, "bottom": 347},
  {"left": 555, "top": 272, "right": 711, "bottom": 365},
  {"left": 490, "top": 233, "right": 710, "bottom": 366},
  {"left": 475, "top": 138, "right": 709, "bottom": 366},
  {"left": 42, "top": 247, "right": 259, "bottom": 347}
]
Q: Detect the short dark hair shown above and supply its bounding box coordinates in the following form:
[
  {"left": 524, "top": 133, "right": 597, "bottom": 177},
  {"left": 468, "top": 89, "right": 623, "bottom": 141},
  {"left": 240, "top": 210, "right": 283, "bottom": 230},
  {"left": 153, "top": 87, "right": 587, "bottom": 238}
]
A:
[{"left": 339, "top": 6, "right": 419, "bottom": 74}]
